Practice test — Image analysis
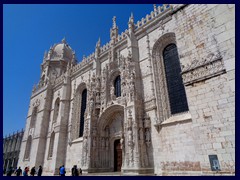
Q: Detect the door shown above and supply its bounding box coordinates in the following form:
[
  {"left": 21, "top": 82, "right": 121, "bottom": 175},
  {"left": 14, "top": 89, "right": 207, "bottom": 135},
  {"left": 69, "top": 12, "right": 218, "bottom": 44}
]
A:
[{"left": 114, "top": 139, "right": 122, "bottom": 171}]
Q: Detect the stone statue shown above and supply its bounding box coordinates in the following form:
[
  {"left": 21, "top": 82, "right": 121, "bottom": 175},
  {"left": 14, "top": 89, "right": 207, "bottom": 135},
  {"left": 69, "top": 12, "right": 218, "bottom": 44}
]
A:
[
  {"left": 101, "top": 137, "right": 105, "bottom": 147},
  {"left": 89, "top": 98, "right": 94, "bottom": 112},
  {"left": 92, "top": 137, "right": 96, "bottom": 147},
  {"left": 110, "top": 86, "right": 115, "bottom": 100},
  {"left": 145, "top": 128, "right": 151, "bottom": 142}
]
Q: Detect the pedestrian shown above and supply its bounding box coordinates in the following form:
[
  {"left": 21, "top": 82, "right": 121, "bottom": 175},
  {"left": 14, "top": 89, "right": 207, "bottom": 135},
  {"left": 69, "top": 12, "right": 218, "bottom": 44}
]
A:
[
  {"left": 37, "top": 165, "right": 43, "bottom": 176},
  {"left": 30, "top": 166, "right": 36, "bottom": 176},
  {"left": 6, "top": 166, "right": 13, "bottom": 176},
  {"left": 74, "top": 165, "right": 79, "bottom": 176},
  {"left": 16, "top": 167, "right": 22, "bottom": 176},
  {"left": 79, "top": 168, "right": 82, "bottom": 175},
  {"left": 23, "top": 167, "right": 29, "bottom": 176},
  {"left": 59, "top": 165, "right": 66, "bottom": 176},
  {"left": 71, "top": 165, "right": 74, "bottom": 176}
]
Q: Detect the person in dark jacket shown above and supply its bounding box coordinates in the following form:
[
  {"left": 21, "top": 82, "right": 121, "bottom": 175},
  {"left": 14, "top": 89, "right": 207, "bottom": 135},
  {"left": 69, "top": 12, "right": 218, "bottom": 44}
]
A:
[
  {"left": 71, "top": 165, "right": 75, "bottom": 176},
  {"left": 37, "top": 165, "right": 43, "bottom": 176},
  {"left": 16, "top": 167, "right": 22, "bottom": 176},
  {"left": 74, "top": 165, "right": 79, "bottom": 176},
  {"left": 30, "top": 166, "right": 36, "bottom": 176}
]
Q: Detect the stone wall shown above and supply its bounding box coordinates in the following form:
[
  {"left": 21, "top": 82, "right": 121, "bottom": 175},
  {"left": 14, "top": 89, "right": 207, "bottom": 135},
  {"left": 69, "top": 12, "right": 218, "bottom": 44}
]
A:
[{"left": 17, "top": 4, "right": 235, "bottom": 176}]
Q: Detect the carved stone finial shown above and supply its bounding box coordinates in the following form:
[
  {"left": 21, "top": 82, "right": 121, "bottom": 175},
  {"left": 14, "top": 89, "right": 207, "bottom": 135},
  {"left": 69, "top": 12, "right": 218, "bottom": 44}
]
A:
[
  {"left": 96, "top": 37, "right": 101, "bottom": 48},
  {"left": 62, "top": 37, "right": 66, "bottom": 44},
  {"left": 44, "top": 50, "right": 48, "bottom": 58},
  {"left": 153, "top": 4, "right": 157, "bottom": 11},
  {"left": 112, "top": 16, "right": 116, "bottom": 29},
  {"left": 128, "top": 13, "right": 135, "bottom": 33},
  {"left": 129, "top": 12, "right": 134, "bottom": 23}
]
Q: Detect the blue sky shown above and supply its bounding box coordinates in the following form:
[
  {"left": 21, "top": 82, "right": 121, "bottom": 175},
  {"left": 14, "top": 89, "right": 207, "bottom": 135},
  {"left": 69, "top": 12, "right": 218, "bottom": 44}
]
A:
[{"left": 3, "top": 4, "right": 157, "bottom": 136}]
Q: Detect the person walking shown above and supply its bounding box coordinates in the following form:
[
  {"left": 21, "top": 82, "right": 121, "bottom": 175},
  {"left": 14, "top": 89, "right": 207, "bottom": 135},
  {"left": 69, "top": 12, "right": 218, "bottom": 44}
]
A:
[
  {"left": 71, "top": 165, "right": 75, "bottom": 176},
  {"left": 23, "top": 167, "right": 29, "bottom": 176},
  {"left": 59, "top": 165, "right": 66, "bottom": 176},
  {"left": 79, "top": 168, "right": 82, "bottom": 175},
  {"left": 16, "top": 167, "right": 22, "bottom": 176},
  {"left": 30, "top": 166, "right": 36, "bottom": 176},
  {"left": 74, "top": 165, "right": 79, "bottom": 176},
  {"left": 37, "top": 165, "right": 43, "bottom": 176}
]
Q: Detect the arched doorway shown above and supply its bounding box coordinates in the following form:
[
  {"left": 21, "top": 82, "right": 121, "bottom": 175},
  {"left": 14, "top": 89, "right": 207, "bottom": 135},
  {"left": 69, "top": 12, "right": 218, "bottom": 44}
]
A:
[
  {"left": 94, "top": 105, "right": 124, "bottom": 172},
  {"left": 114, "top": 139, "right": 122, "bottom": 171}
]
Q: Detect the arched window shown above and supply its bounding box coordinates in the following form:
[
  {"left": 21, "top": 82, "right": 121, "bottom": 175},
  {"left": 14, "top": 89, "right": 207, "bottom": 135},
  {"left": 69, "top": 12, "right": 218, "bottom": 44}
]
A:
[
  {"left": 48, "top": 132, "right": 55, "bottom": 158},
  {"left": 24, "top": 136, "right": 32, "bottom": 160},
  {"left": 163, "top": 44, "right": 189, "bottom": 114},
  {"left": 30, "top": 107, "right": 37, "bottom": 128},
  {"left": 53, "top": 98, "right": 60, "bottom": 123},
  {"left": 79, "top": 89, "right": 87, "bottom": 137},
  {"left": 114, "top": 75, "right": 121, "bottom": 97}
]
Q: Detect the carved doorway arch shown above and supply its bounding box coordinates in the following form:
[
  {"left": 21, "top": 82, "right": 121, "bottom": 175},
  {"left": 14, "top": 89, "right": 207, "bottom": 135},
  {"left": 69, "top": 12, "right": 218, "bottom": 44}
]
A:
[{"left": 94, "top": 105, "right": 124, "bottom": 172}]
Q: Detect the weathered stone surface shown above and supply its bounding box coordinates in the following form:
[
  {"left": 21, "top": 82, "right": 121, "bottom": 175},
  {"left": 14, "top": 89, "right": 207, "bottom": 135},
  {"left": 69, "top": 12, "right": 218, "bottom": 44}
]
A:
[{"left": 17, "top": 4, "right": 235, "bottom": 176}]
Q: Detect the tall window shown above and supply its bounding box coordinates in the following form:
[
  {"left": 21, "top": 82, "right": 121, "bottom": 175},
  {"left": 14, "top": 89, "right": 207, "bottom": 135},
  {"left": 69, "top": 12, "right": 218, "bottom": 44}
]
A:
[
  {"left": 53, "top": 98, "right": 60, "bottom": 123},
  {"left": 163, "top": 44, "right": 189, "bottom": 114},
  {"left": 79, "top": 89, "right": 87, "bottom": 137},
  {"left": 48, "top": 132, "right": 55, "bottom": 158},
  {"left": 114, "top": 75, "right": 121, "bottom": 97},
  {"left": 24, "top": 136, "right": 32, "bottom": 160},
  {"left": 30, "top": 107, "right": 37, "bottom": 128}
]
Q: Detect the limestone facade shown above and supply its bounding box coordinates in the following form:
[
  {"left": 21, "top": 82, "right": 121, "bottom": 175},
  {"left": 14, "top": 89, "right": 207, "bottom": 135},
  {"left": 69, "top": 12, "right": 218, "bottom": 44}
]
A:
[
  {"left": 18, "top": 4, "right": 235, "bottom": 175},
  {"left": 3, "top": 130, "right": 24, "bottom": 171}
]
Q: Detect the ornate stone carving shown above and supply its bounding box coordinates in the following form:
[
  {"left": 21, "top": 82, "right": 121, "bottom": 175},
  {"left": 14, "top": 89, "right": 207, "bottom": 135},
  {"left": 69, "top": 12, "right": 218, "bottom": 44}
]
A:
[
  {"left": 32, "top": 99, "right": 40, "bottom": 107},
  {"left": 110, "top": 85, "right": 116, "bottom": 101},
  {"left": 181, "top": 52, "right": 226, "bottom": 86}
]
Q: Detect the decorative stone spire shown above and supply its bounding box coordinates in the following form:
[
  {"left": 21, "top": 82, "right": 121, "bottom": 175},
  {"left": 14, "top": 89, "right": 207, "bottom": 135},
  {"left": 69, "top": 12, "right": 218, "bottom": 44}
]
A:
[
  {"left": 112, "top": 16, "right": 117, "bottom": 29},
  {"left": 128, "top": 12, "right": 135, "bottom": 33},
  {"left": 153, "top": 4, "right": 157, "bottom": 12},
  {"left": 43, "top": 50, "right": 48, "bottom": 62},
  {"left": 96, "top": 37, "right": 101, "bottom": 48},
  {"left": 110, "top": 16, "right": 118, "bottom": 41},
  {"left": 95, "top": 37, "right": 101, "bottom": 58},
  {"left": 62, "top": 37, "right": 66, "bottom": 44}
]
